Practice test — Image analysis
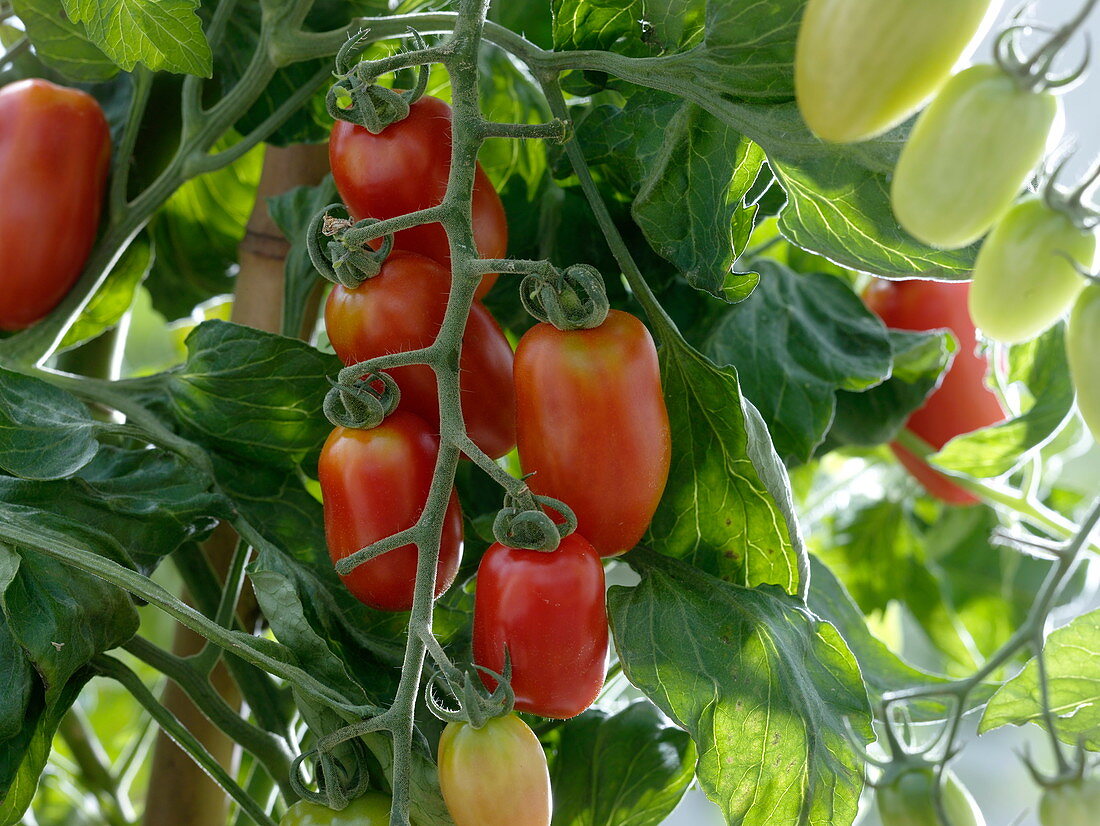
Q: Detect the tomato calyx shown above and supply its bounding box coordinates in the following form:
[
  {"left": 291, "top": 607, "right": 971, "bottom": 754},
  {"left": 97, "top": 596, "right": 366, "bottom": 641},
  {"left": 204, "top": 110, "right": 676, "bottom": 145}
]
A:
[
  {"left": 993, "top": 4, "right": 1094, "bottom": 95},
  {"left": 326, "top": 28, "right": 430, "bottom": 133},
  {"left": 308, "top": 204, "right": 397, "bottom": 288},
  {"left": 289, "top": 736, "right": 376, "bottom": 815},
  {"left": 323, "top": 372, "right": 401, "bottom": 430},
  {"left": 521, "top": 263, "right": 610, "bottom": 331},
  {"left": 425, "top": 657, "right": 516, "bottom": 730},
  {"left": 491, "top": 490, "right": 578, "bottom": 552},
  {"left": 1022, "top": 736, "right": 1096, "bottom": 791}
]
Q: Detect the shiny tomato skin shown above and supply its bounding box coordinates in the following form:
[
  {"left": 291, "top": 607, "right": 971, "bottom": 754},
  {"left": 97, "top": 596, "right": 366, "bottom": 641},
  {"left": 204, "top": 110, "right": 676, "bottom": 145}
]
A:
[
  {"left": 892, "top": 64, "right": 1060, "bottom": 250},
  {"left": 473, "top": 534, "right": 608, "bottom": 719},
  {"left": 324, "top": 251, "right": 516, "bottom": 460},
  {"left": 514, "top": 310, "right": 671, "bottom": 557},
  {"left": 969, "top": 199, "right": 1094, "bottom": 344},
  {"left": 437, "top": 714, "right": 551, "bottom": 826},
  {"left": 795, "top": 0, "right": 995, "bottom": 143},
  {"left": 0, "top": 79, "right": 111, "bottom": 330},
  {"left": 1067, "top": 284, "right": 1100, "bottom": 444},
  {"left": 329, "top": 95, "right": 506, "bottom": 298},
  {"left": 280, "top": 793, "right": 392, "bottom": 825},
  {"left": 318, "top": 411, "right": 462, "bottom": 611},
  {"left": 864, "top": 278, "right": 1005, "bottom": 505},
  {"left": 877, "top": 768, "right": 984, "bottom": 826}
]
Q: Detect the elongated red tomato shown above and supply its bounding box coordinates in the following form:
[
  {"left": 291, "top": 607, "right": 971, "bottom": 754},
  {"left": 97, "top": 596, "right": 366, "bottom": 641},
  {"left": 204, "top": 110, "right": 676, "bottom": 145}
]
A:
[
  {"left": 0, "top": 79, "right": 111, "bottom": 331},
  {"left": 437, "top": 715, "right": 551, "bottom": 826},
  {"left": 473, "top": 534, "right": 608, "bottom": 719},
  {"left": 864, "top": 279, "right": 1005, "bottom": 504},
  {"left": 325, "top": 251, "right": 516, "bottom": 459},
  {"left": 514, "top": 310, "right": 670, "bottom": 556},
  {"left": 329, "top": 95, "right": 506, "bottom": 298},
  {"left": 318, "top": 411, "right": 462, "bottom": 611}
]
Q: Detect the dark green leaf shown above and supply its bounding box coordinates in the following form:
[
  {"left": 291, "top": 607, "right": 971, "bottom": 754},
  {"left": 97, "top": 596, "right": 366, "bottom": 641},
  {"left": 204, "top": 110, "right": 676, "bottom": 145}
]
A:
[
  {"left": 649, "top": 340, "right": 803, "bottom": 592},
  {"left": 550, "top": 702, "right": 696, "bottom": 826},
  {"left": 0, "top": 445, "right": 225, "bottom": 572},
  {"left": 980, "top": 607, "right": 1100, "bottom": 750},
  {"left": 933, "top": 324, "right": 1075, "bottom": 477},
  {"left": 0, "top": 544, "right": 137, "bottom": 706},
  {"left": 552, "top": 0, "right": 705, "bottom": 55},
  {"left": 704, "top": 261, "right": 892, "bottom": 463},
  {"left": 575, "top": 92, "right": 766, "bottom": 300},
  {"left": 0, "top": 612, "right": 34, "bottom": 742},
  {"left": 61, "top": 0, "right": 212, "bottom": 76},
  {"left": 163, "top": 320, "right": 339, "bottom": 468},
  {"left": 0, "top": 368, "right": 97, "bottom": 480},
  {"left": 825, "top": 329, "right": 954, "bottom": 452},
  {"left": 609, "top": 549, "right": 872, "bottom": 826}
]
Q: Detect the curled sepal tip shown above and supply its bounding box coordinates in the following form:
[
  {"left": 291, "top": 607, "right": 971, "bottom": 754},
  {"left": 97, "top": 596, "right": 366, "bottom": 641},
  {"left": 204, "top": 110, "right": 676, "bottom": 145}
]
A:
[
  {"left": 492, "top": 492, "right": 578, "bottom": 551},
  {"left": 521, "top": 263, "right": 610, "bottom": 331},
  {"left": 308, "top": 205, "right": 394, "bottom": 289},
  {"left": 324, "top": 372, "right": 400, "bottom": 430},
  {"left": 289, "top": 738, "right": 372, "bottom": 811},
  {"left": 424, "top": 658, "right": 515, "bottom": 729},
  {"left": 326, "top": 29, "right": 430, "bottom": 133}
]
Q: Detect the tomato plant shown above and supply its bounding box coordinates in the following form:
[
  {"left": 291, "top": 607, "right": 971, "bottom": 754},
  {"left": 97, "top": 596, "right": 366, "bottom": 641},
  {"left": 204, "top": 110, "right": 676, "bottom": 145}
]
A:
[
  {"left": 1038, "top": 776, "right": 1100, "bottom": 826},
  {"left": 437, "top": 714, "right": 552, "bottom": 826},
  {"left": 0, "top": 79, "right": 111, "bottom": 331},
  {"left": 1067, "top": 283, "right": 1100, "bottom": 442},
  {"left": 864, "top": 278, "right": 1005, "bottom": 504},
  {"left": 329, "top": 94, "right": 506, "bottom": 298},
  {"left": 514, "top": 310, "right": 670, "bottom": 557},
  {"left": 325, "top": 250, "right": 516, "bottom": 459},
  {"left": 795, "top": 0, "right": 994, "bottom": 143},
  {"left": 968, "top": 199, "right": 1094, "bottom": 344},
  {"left": 318, "top": 411, "right": 463, "bottom": 611},
  {"left": 891, "top": 64, "right": 1059, "bottom": 249},
  {"left": 280, "top": 793, "right": 392, "bottom": 825},
  {"left": 5, "top": 3, "right": 1100, "bottom": 826},
  {"left": 876, "top": 768, "right": 984, "bottom": 826},
  {"left": 473, "top": 533, "right": 608, "bottom": 719}
]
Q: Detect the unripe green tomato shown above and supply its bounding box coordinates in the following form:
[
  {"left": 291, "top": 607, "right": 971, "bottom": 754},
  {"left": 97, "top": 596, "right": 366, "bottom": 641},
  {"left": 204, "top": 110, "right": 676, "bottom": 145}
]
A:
[
  {"left": 1039, "top": 776, "right": 1100, "bottom": 826},
  {"left": 892, "top": 64, "right": 1060, "bottom": 250},
  {"left": 969, "top": 199, "right": 1094, "bottom": 343},
  {"left": 795, "top": 0, "right": 995, "bottom": 143},
  {"left": 280, "top": 792, "right": 391, "bottom": 825},
  {"left": 877, "top": 768, "right": 985, "bottom": 826},
  {"left": 437, "top": 714, "right": 551, "bottom": 826},
  {"left": 1067, "top": 284, "right": 1100, "bottom": 443}
]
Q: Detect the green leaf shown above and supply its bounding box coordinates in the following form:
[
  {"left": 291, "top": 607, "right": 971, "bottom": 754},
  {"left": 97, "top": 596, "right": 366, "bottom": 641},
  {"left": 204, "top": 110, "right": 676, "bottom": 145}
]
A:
[
  {"left": 60, "top": 231, "right": 154, "bottom": 349},
  {"left": 478, "top": 47, "right": 552, "bottom": 195},
  {"left": 0, "top": 445, "right": 225, "bottom": 572},
  {"left": 147, "top": 135, "right": 263, "bottom": 321},
  {"left": 12, "top": 0, "right": 117, "bottom": 81},
  {"left": 825, "top": 329, "right": 954, "bottom": 451},
  {"left": 552, "top": 0, "right": 705, "bottom": 55},
  {"left": 704, "top": 261, "right": 892, "bottom": 463},
  {"left": 550, "top": 702, "right": 696, "bottom": 826},
  {"left": 574, "top": 92, "right": 766, "bottom": 300},
  {"left": 609, "top": 549, "right": 872, "bottom": 826},
  {"left": 980, "top": 607, "right": 1100, "bottom": 750},
  {"left": 650, "top": 341, "right": 804, "bottom": 592},
  {"left": 267, "top": 175, "right": 338, "bottom": 338},
  {"left": 0, "top": 670, "right": 88, "bottom": 825},
  {"left": 0, "top": 368, "right": 97, "bottom": 480},
  {"left": 61, "top": 0, "right": 212, "bottom": 75},
  {"left": 0, "top": 544, "right": 137, "bottom": 705},
  {"left": 807, "top": 557, "right": 987, "bottom": 721},
  {"left": 932, "top": 324, "right": 1075, "bottom": 478},
  {"left": 163, "top": 321, "right": 340, "bottom": 469},
  {"left": 0, "top": 613, "right": 34, "bottom": 742},
  {"left": 818, "top": 499, "right": 980, "bottom": 673}
]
